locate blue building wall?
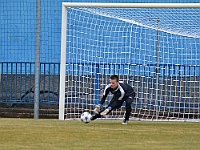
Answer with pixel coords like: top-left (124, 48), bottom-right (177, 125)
top-left (0, 0), bottom-right (36, 62)
top-left (0, 0), bottom-right (200, 72)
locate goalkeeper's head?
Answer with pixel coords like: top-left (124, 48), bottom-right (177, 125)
top-left (110, 75), bottom-right (119, 89)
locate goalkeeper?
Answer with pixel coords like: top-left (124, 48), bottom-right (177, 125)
top-left (91, 75), bottom-right (135, 124)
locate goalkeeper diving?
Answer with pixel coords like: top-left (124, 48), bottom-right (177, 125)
top-left (90, 75), bottom-right (135, 124)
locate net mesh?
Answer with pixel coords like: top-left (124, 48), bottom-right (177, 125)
top-left (63, 7), bottom-right (200, 121)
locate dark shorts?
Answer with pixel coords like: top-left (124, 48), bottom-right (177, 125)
top-left (107, 99), bottom-right (124, 110)
top-left (107, 94), bottom-right (134, 110)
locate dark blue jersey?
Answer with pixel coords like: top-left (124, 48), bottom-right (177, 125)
top-left (100, 82), bottom-right (134, 105)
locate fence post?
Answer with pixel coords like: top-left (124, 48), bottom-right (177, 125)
top-left (34, 0), bottom-right (41, 119)
top-left (0, 62), bottom-right (1, 101)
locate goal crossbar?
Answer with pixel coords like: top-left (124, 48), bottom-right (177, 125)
top-left (62, 2), bottom-right (200, 8)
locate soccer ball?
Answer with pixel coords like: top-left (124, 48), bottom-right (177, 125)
top-left (80, 112), bottom-right (92, 123)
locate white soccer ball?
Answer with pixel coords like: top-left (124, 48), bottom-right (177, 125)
top-left (80, 112), bottom-right (92, 123)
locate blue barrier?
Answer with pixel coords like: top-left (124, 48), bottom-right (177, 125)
top-left (0, 62), bottom-right (60, 104)
top-left (0, 62), bottom-right (199, 107)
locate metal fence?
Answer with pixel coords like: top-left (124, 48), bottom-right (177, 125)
top-left (1, 62), bottom-right (199, 108)
top-left (0, 62), bottom-right (60, 104)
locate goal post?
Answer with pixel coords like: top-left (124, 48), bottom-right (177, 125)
top-left (59, 3), bottom-right (200, 121)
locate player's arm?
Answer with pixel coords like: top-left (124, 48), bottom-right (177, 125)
top-left (100, 84), bottom-right (110, 105)
top-left (94, 84), bottom-right (110, 114)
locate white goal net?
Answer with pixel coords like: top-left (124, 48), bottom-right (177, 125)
top-left (59, 3), bottom-right (200, 122)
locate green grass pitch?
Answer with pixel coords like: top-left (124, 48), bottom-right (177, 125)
top-left (0, 118), bottom-right (199, 150)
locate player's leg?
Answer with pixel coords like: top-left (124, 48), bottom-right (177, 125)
top-left (122, 94), bottom-right (134, 124)
top-left (100, 99), bottom-right (124, 117)
top-left (90, 113), bottom-right (101, 121)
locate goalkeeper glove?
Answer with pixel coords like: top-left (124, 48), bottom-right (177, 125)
top-left (100, 107), bottom-right (111, 117)
top-left (93, 104), bottom-right (101, 114)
